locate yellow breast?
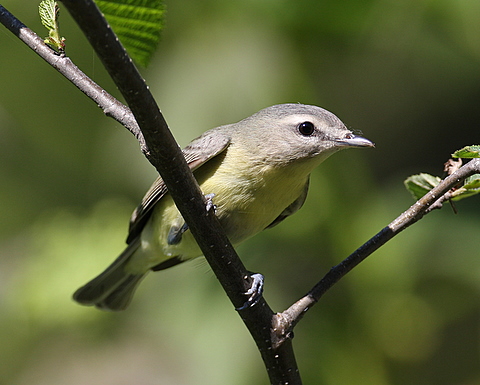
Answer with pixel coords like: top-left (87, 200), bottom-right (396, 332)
top-left (195, 147), bottom-right (311, 244)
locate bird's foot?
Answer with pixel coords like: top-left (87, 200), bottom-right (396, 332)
top-left (204, 193), bottom-right (217, 213)
top-left (236, 272), bottom-right (264, 310)
top-left (167, 194), bottom-right (217, 245)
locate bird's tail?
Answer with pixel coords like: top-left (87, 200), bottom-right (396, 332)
top-left (73, 238), bottom-right (146, 311)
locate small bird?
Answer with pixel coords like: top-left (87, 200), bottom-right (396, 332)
top-left (73, 103), bottom-right (374, 311)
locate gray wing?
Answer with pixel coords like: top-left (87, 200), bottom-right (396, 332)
top-left (126, 129), bottom-right (231, 243)
top-left (264, 178), bottom-right (310, 229)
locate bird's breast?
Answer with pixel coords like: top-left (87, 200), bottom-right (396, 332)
top-left (197, 154), bottom-right (310, 244)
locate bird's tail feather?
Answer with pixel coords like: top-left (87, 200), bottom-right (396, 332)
top-left (73, 238), bottom-right (146, 311)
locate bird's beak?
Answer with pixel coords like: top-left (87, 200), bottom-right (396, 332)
top-left (336, 135), bottom-right (375, 148)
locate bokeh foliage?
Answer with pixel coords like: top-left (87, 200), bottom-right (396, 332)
top-left (1, 0), bottom-right (479, 384)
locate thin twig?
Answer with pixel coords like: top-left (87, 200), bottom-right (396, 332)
top-left (273, 158), bottom-right (480, 343)
top-left (0, 5), bottom-right (143, 145)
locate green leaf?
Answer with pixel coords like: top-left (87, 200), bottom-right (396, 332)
top-left (452, 145), bottom-right (480, 159)
top-left (404, 173), bottom-right (441, 200)
top-left (451, 174), bottom-right (480, 201)
top-left (96, 0), bottom-right (165, 67)
top-left (39, 0), bottom-right (65, 53)
top-left (464, 174), bottom-right (480, 189)
top-left (39, 0), bottom-right (56, 31)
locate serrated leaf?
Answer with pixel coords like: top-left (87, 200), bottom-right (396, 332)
top-left (404, 173), bottom-right (441, 200)
top-left (39, 0), bottom-right (57, 31)
top-left (96, 0), bottom-right (165, 67)
top-left (39, 0), bottom-right (65, 52)
top-left (452, 145), bottom-right (480, 159)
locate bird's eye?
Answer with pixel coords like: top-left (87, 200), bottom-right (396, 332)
top-left (298, 121), bottom-right (315, 136)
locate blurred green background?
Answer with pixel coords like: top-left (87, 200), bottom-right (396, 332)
top-left (1, 0), bottom-right (480, 384)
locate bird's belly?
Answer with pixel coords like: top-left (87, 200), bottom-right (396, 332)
top-left (214, 194), bottom-right (281, 244)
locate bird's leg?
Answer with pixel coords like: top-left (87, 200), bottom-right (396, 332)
top-left (236, 272), bottom-right (265, 310)
top-left (167, 222), bottom-right (189, 245)
top-left (167, 193), bottom-right (217, 245)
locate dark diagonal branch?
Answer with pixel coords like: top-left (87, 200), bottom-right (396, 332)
top-left (1, 3), bottom-right (301, 383)
top-left (52, 1), bottom-right (301, 384)
top-left (56, 0), bottom-right (250, 312)
top-left (273, 158), bottom-right (480, 344)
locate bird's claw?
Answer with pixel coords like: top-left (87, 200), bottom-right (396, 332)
top-left (204, 193), bottom-right (217, 214)
top-left (236, 273), bottom-right (264, 311)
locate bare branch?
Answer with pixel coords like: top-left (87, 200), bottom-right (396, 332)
top-left (274, 158), bottom-right (480, 342)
